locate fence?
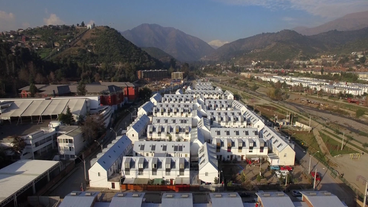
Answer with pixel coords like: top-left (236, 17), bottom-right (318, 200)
top-left (120, 184), bottom-right (198, 192)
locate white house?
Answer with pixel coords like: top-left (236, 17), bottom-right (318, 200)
top-left (18, 127), bottom-right (57, 159)
top-left (207, 110), bottom-right (247, 128)
top-left (57, 127), bottom-right (84, 160)
top-left (88, 135), bottom-right (132, 190)
top-left (243, 110), bottom-right (265, 130)
top-left (223, 90), bottom-right (234, 100)
top-left (261, 126), bottom-right (295, 166)
top-left (150, 93), bottom-right (162, 106)
top-left (133, 141), bottom-right (190, 158)
top-left (147, 124), bottom-right (192, 142)
top-left (198, 143), bottom-right (218, 183)
top-left (137, 101), bottom-right (154, 117)
top-left (122, 156), bottom-right (190, 184)
top-left (126, 114), bottom-right (150, 143)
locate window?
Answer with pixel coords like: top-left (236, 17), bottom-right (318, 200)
top-left (166, 170), bottom-right (171, 176)
top-left (111, 183), bottom-right (115, 189)
top-left (68, 139), bottom-right (73, 143)
top-left (138, 169), bottom-right (143, 175)
top-left (284, 153), bottom-right (287, 157)
top-left (98, 172), bottom-right (100, 177)
top-left (125, 170), bottom-right (130, 175)
top-left (180, 170), bottom-right (184, 176)
top-left (205, 172), bottom-right (208, 176)
top-left (152, 170), bottom-right (157, 175)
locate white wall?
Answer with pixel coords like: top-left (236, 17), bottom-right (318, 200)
top-left (199, 164), bottom-right (218, 183)
top-left (89, 163), bottom-right (109, 188)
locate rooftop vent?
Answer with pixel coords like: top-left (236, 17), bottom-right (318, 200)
top-left (117, 193), bottom-right (125, 197)
top-left (132, 193), bottom-right (140, 197)
top-left (229, 194), bottom-right (237, 197)
top-left (181, 194), bottom-right (189, 198)
top-left (309, 192), bottom-right (317, 196)
top-left (70, 192), bottom-right (79, 196)
top-left (323, 192), bottom-right (331, 196)
top-left (214, 194), bottom-right (222, 198)
top-left (85, 192), bottom-right (92, 196)
top-left (276, 192), bottom-right (284, 196)
top-left (263, 193), bottom-right (271, 197)
top-left (166, 194), bottom-right (174, 198)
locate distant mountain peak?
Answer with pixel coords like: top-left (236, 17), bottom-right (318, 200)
top-left (294, 10), bottom-right (368, 35)
top-left (208, 40), bottom-right (229, 49)
top-left (122, 23), bottom-right (215, 62)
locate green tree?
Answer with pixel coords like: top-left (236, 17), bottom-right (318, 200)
top-left (10, 135), bottom-right (26, 155)
top-left (81, 114), bottom-right (105, 143)
top-left (77, 81), bottom-right (87, 96)
top-left (58, 106), bottom-right (74, 125)
top-left (214, 177), bottom-right (219, 184)
top-left (139, 87), bottom-right (152, 102)
top-left (356, 109), bottom-right (365, 118)
top-left (29, 83), bottom-right (37, 97)
top-left (81, 21), bottom-right (85, 27)
top-left (359, 56), bottom-right (366, 64)
top-left (321, 67), bottom-right (324, 75)
top-left (362, 143), bottom-right (368, 149)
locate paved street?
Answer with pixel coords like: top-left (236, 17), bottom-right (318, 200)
top-left (294, 144), bottom-right (355, 206)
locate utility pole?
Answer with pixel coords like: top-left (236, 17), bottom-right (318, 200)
top-left (313, 168), bottom-right (317, 190)
top-left (364, 181), bottom-right (367, 207)
top-left (285, 173), bottom-right (288, 186)
top-left (341, 132), bottom-right (345, 151)
top-left (309, 116), bottom-right (311, 127)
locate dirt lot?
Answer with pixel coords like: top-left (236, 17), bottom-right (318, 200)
top-left (333, 154), bottom-right (368, 194)
top-left (220, 161), bottom-right (310, 190)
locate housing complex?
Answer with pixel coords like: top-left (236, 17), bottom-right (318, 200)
top-left (256, 75), bottom-right (368, 96)
top-left (87, 81), bottom-right (296, 189)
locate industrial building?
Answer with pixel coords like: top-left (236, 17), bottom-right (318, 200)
top-left (0, 160), bottom-right (61, 207)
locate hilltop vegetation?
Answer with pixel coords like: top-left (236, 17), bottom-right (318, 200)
top-left (52, 26), bottom-right (162, 81)
top-left (0, 25), bottom-right (164, 97)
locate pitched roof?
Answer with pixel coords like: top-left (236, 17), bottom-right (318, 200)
top-left (95, 135), bottom-right (132, 170)
top-left (198, 143), bottom-right (218, 171)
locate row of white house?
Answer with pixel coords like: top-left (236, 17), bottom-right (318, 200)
top-left (257, 75), bottom-right (368, 96)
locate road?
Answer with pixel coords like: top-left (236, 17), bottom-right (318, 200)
top-left (294, 143), bottom-right (355, 206)
top-left (48, 108), bottom-right (134, 197)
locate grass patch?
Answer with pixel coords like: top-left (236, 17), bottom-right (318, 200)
top-left (320, 132), bottom-right (357, 156)
top-left (283, 130), bottom-right (321, 154)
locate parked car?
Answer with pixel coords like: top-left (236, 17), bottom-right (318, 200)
top-left (310, 172), bottom-right (321, 181)
top-left (280, 166), bottom-right (293, 171)
top-left (270, 165), bottom-right (280, 170)
top-left (291, 190), bottom-right (302, 197)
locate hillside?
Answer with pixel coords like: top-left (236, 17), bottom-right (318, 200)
top-left (309, 27), bottom-right (368, 48)
top-left (204, 30), bottom-right (326, 62)
top-left (52, 26), bottom-right (162, 81)
top-left (294, 10), bottom-right (368, 36)
top-left (141, 47), bottom-right (175, 65)
top-left (122, 24), bottom-right (215, 62)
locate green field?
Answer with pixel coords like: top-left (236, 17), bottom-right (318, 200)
top-left (319, 132), bottom-right (357, 156)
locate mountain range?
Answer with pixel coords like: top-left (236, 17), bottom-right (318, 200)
top-left (121, 24), bottom-right (215, 62)
top-left (294, 10), bottom-right (368, 36)
top-left (203, 27), bottom-right (368, 63)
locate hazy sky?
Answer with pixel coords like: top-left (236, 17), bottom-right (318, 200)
top-left (1, 0), bottom-right (368, 42)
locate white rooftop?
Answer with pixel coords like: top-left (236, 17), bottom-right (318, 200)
top-left (0, 160), bottom-right (59, 205)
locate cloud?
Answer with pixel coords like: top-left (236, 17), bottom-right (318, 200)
top-left (0, 11), bottom-right (16, 31)
top-left (215, 0), bottom-right (368, 19)
top-left (43, 13), bottom-right (65, 25)
top-left (0, 11), bottom-right (15, 21)
top-left (282, 17), bottom-right (295, 22)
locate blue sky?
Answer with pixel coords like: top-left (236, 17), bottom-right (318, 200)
top-left (1, 0), bottom-right (368, 43)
